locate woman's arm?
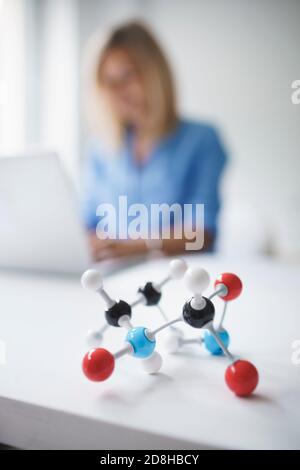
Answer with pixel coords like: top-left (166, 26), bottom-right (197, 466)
top-left (88, 229), bottom-right (214, 261)
top-left (182, 125), bottom-right (228, 248)
top-left (161, 229), bottom-right (214, 255)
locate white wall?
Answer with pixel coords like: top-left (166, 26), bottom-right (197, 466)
top-left (0, 0), bottom-right (27, 152)
top-left (78, 0), bottom-right (300, 258)
top-left (40, 0), bottom-right (80, 182)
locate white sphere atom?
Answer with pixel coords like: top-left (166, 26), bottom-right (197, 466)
top-left (169, 259), bottom-right (188, 279)
top-left (81, 269), bottom-right (103, 291)
top-left (86, 329), bottom-right (103, 348)
top-left (184, 267), bottom-right (210, 294)
top-left (164, 331), bottom-right (183, 353)
top-left (141, 351), bottom-right (163, 374)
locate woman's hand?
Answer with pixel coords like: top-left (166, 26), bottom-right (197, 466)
top-left (88, 232), bottom-right (148, 261)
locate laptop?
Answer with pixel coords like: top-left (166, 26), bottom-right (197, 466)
top-left (0, 153), bottom-right (141, 276)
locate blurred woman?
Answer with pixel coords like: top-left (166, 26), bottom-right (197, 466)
top-left (82, 21), bottom-right (227, 261)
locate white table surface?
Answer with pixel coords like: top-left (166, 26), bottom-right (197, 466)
top-left (0, 254), bottom-right (300, 450)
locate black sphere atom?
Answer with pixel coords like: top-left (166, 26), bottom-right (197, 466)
top-left (138, 282), bottom-right (162, 306)
top-left (182, 296), bottom-right (215, 329)
top-left (105, 300), bottom-right (132, 327)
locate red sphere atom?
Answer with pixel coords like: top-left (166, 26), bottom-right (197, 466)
top-left (225, 360), bottom-right (259, 396)
top-left (82, 348), bottom-right (115, 382)
top-left (215, 272), bottom-right (243, 301)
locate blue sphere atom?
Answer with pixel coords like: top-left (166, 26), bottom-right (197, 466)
top-left (126, 327), bottom-right (156, 359)
top-left (204, 328), bottom-right (230, 355)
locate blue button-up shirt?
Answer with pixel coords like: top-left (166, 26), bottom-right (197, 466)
top-left (81, 119), bottom-right (227, 240)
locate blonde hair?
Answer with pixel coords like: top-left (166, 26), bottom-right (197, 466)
top-left (84, 20), bottom-right (177, 151)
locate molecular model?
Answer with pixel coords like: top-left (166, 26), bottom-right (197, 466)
top-left (81, 262), bottom-right (259, 397)
top-left (81, 259), bottom-right (188, 347)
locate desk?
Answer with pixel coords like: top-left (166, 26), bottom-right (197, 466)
top-left (0, 254), bottom-right (300, 449)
